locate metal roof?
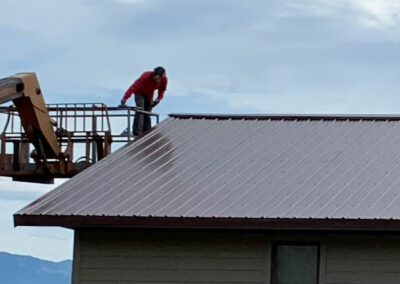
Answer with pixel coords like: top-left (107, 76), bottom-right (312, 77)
top-left (14, 114), bottom-right (400, 230)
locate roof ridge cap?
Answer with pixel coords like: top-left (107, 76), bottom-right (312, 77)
top-left (169, 113), bottom-right (400, 121)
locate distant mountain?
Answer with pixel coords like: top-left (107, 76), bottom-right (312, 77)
top-left (0, 252), bottom-right (71, 284)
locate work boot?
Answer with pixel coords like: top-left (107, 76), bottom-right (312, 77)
top-left (132, 131), bottom-right (141, 139)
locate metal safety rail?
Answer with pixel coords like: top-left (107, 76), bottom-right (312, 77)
top-left (0, 103), bottom-right (159, 183)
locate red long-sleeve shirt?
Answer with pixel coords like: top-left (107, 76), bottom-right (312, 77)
top-left (123, 71), bottom-right (168, 101)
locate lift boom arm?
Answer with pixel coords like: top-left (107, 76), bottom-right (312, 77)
top-left (0, 73), bottom-right (59, 159)
top-left (0, 72), bottom-right (160, 183)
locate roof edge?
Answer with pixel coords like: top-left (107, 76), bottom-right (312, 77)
top-left (169, 113), bottom-right (400, 121)
top-left (14, 214), bottom-right (400, 231)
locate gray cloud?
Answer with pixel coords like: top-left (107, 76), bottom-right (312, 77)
top-left (0, 190), bottom-right (44, 202)
top-left (1, 0), bottom-right (400, 115)
top-left (0, 178), bottom-right (65, 201)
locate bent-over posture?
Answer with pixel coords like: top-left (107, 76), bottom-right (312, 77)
top-left (121, 66), bottom-right (167, 136)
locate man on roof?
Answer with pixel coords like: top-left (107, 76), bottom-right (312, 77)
top-left (121, 66), bottom-right (168, 136)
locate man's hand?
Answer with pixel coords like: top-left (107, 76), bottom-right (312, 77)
top-left (120, 99), bottom-right (126, 107)
top-left (151, 99), bottom-right (160, 107)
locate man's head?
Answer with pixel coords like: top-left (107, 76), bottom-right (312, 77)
top-left (153, 66), bottom-right (166, 82)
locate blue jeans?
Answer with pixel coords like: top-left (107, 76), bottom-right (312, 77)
top-left (133, 95), bottom-right (152, 136)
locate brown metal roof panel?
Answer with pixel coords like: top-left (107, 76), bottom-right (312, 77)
top-left (21, 117), bottom-right (238, 215)
top-left (16, 117), bottom-right (178, 214)
top-left (15, 115), bottom-right (400, 227)
top-left (362, 176), bottom-right (400, 219)
top-left (80, 118), bottom-right (252, 216)
top-left (177, 120), bottom-right (362, 218)
top-left (128, 119), bottom-right (322, 217)
top-left (192, 120), bottom-right (352, 218)
top-left (125, 119), bottom-right (288, 217)
top-left (59, 118), bottom-right (203, 215)
top-left (284, 134), bottom-right (399, 218)
top-left (102, 118), bottom-right (260, 216)
top-left (297, 123), bottom-right (399, 218)
top-left (265, 120), bottom-right (399, 218)
top-left (140, 120), bottom-right (284, 217)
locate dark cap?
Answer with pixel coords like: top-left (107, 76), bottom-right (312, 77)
top-left (154, 66), bottom-right (166, 76)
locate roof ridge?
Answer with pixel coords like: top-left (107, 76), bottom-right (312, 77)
top-left (169, 113), bottom-right (400, 121)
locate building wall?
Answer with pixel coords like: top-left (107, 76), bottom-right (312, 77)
top-left (323, 234), bottom-right (400, 284)
top-left (72, 229), bottom-right (400, 284)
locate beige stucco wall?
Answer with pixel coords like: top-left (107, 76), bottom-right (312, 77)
top-left (72, 229), bottom-right (400, 284)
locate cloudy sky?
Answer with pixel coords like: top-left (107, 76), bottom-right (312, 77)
top-left (1, 0), bottom-right (400, 261)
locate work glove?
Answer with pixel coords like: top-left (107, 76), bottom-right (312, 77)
top-left (151, 99), bottom-right (160, 107)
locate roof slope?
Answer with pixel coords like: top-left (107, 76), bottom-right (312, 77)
top-left (14, 114), bottom-right (400, 230)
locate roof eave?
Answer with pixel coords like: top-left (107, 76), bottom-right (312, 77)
top-left (13, 214), bottom-right (400, 231)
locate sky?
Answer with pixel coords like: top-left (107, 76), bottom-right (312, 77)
top-left (1, 0), bottom-right (400, 261)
